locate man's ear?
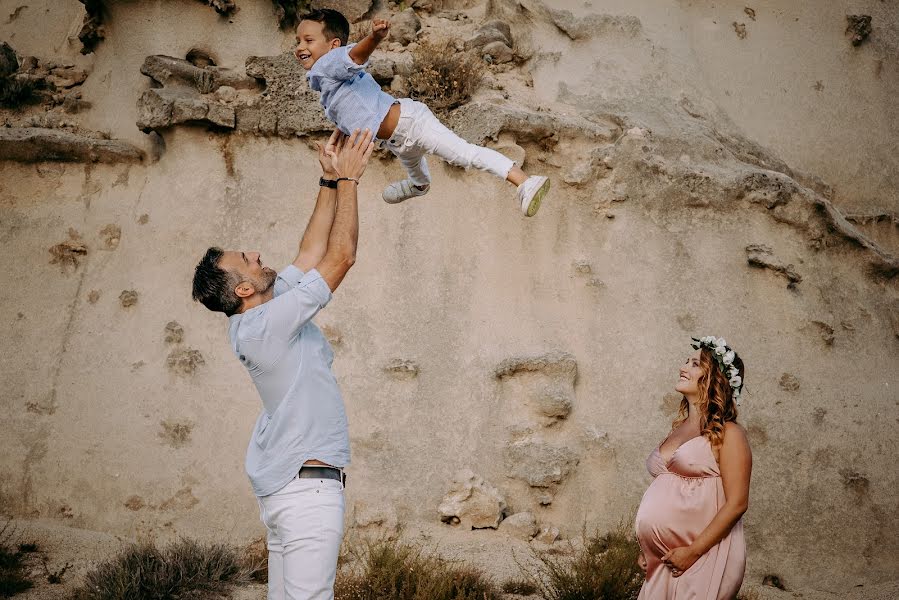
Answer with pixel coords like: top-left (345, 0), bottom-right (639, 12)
top-left (234, 281), bottom-right (254, 299)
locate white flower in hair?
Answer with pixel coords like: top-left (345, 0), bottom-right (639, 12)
top-left (715, 337), bottom-right (727, 348)
top-left (729, 375), bottom-right (742, 388)
top-left (723, 350), bottom-right (735, 365)
top-left (701, 336), bottom-right (714, 344)
top-left (728, 367), bottom-right (738, 379)
top-left (715, 345), bottom-right (726, 356)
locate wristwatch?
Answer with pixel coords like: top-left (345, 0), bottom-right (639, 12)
top-left (319, 177), bottom-right (338, 189)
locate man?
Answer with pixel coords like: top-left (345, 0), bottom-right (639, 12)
top-left (191, 129), bottom-right (374, 600)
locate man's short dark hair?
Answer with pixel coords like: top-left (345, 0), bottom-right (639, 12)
top-left (192, 247), bottom-right (242, 316)
top-left (300, 8), bottom-right (350, 46)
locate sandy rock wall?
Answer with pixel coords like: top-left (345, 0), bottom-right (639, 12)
top-left (0, 0), bottom-right (897, 594)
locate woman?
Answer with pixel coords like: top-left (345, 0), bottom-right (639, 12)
top-left (635, 337), bottom-right (752, 599)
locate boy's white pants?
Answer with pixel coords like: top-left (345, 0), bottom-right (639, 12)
top-left (257, 476), bottom-right (345, 600)
top-left (382, 98), bottom-right (515, 187)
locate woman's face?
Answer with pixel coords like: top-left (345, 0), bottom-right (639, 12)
top-left (675, 349), bottom-right (703, 396)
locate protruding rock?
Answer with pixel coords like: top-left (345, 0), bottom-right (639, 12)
top-left (779, 373), bottom-right (800, 392)
top-left (167, 348), bottom-right (205, 375)
top-left (391, 9), bottom-right (422, 46)
top-left (164, 321), bottom-right (184, 344)
top-left (0, 43), bottom-right (19, 78)
top-left (534, 526), bottom-right (560, 544)
top-left (505, 437), bottom-right (579, 487)
top-left (846, 15), bottom-right (872, 46)
top-left (496, 352), bottom-right (578, 422)
top-left (99, 224), bottom-right (121, 249)
top-left (384, 359), bottom-right (420, 378)
top-left (499, 511), bottom-right (538, 540)
top-left (746, 244), bottom-right (802, 287)
top-left (464, 21), bottom-right (513, 51)
top-left (438, 469), bottom-right (506, 529)
top-left (49, 229), bottom-right (88, 270)
top-left (119, 290), bottom-right (138, 308)
top-left (0, 128), bottom-right (144, 163)
top-left (547, 9), bottom-right (642, 40)
top-left (494, 352), bottom-right (577, 379)
top-left (140, 55), bottom-right (257, 90)
top-left (482, 41), bottom-right (513, 64)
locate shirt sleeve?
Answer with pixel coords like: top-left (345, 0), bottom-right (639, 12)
top-left (259, 268), bottom-right (332, 338)
top-left (307, 44), bottom-right (368, 88)
top-left (274, 264), bottom-right (305, 297)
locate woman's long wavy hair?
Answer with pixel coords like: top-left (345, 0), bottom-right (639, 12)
top-left (672, 348), bottom-right (745, 448)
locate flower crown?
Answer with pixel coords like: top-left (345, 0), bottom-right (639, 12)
top-left (690, 336), bottom-right (743, 405)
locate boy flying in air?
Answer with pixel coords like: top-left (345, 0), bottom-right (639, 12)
top-left (295, 9), bottom-right (550, 216)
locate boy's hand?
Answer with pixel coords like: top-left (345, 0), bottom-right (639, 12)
top-left (317, 129), bottom-right (343, 178)
top-left (327, 128), bottom-right (375, 180)
top-left (372, 19), bottom-right (390, 41)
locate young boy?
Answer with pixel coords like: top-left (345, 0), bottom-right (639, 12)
top-left (295, 9), bottom-right (550, 216)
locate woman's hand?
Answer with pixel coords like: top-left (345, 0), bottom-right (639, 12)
top-left (661, 546), bottom-right (700, 578)
top-left (317, 129), bottom-right (343, 178)
top-left (637, 552), bottom-right (647, 573)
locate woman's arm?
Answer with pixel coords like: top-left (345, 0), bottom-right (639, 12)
top-left (662, 422), bottom-right (752, 576)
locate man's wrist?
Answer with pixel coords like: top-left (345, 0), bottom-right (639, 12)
top-left (319, 176), bottom-right (338, 189)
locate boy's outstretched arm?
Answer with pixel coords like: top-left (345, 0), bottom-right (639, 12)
top-left (348, 18), bottom-right (389, 65)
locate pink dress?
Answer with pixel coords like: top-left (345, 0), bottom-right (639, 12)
top-left (635, 436), bottom-right (745, 600)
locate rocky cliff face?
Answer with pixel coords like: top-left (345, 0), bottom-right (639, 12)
top-left (0, 0), bottom-right (896, 594)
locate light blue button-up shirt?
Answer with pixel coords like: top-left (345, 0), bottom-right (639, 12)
top-left (307, 44), bottom-right (396, 138)
top-left (229, 265), bottom-right (350, 497)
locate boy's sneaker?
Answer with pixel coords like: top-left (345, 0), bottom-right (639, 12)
top-left (517, 176), bottom-right (550, 217)
top-left (383, 180), bottom-right (430, 204)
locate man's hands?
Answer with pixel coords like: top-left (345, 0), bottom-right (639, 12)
top-left (372, 19), bottom-right (390, 42)
top-left (326, 128), bottom-right (375, 180)
top-left (317, 129), bottom-right (342, 178)
top-left (637, 552), bottom-right (647, 573)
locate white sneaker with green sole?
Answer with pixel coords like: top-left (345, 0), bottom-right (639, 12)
top-left (517, 176), bottom-right (550, 217)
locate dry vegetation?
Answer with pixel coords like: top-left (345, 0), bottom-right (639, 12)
top-left (0, 521), bottom-right (34, 598)
top-left (71, 539), bottom-right (256, 600)
top-left (335, 537), bottom-right (501, 600)
top-left (522, 520), bottom-right (644, 600)
top-left (407, 40), bottom-right (484, 112)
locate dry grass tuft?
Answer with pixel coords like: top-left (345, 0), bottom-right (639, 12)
top-left (71, 538), bottom-right (252, 600)
top-left (524, 520), bottom-right (644, 600)
top-left (502, 578), bottom-right (539, 595)
top-left (0, 520), bottom-right (34, 597)
top-left (407, 39), bottom-right (484, 112)
top-left (335, 537), bottom-right (501, 600)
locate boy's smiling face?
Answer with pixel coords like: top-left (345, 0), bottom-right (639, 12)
top-left (294, 20), bottom-right (342, 69)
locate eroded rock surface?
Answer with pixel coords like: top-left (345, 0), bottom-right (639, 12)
top-left (438, 469), bottom-right (506, 529)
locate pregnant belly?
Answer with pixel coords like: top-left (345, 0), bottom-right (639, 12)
top-left (635, 475), bottom-right (719, 558)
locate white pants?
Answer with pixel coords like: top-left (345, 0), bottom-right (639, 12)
top-left (257, 476), bottom-right (345, 600)
top-left (382, 98), bottom-right (515, 187)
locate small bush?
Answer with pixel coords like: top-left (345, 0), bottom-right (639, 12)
top-left (502, 578), bottom-right (538, 595)
top-left (0, 520), bottom-right (33, 598)
top-left (72, 538), bottom-right (252, 600)
top-left (335, 537), bottom-right (501, 600)
top-left (407, 39), bottom-right (484, 112)
top-left (0, 76), bottom-right (37, 108)
top-left (525, 520), bottom-right (644, 600)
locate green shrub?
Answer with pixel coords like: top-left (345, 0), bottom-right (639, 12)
top-left (72, 538), bottom-right (252, 600)
top-left (335, 537), bottom-right (501, 600)
top-left (526, 520), bottom-right (644, 600)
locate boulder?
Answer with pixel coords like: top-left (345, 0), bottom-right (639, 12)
top-left (437, 469), bottom-right (506, 529)
top-left (498, 511), bottom-right (538, 540)
top-left (464, 20), bottom-right (513, 51)
top-left (390, 9), bottom-right (422, 46)
top-left (482, 41), bottom-right (513, 64)
top-left (504, 437), bottom-right (579, 487)
top-left (1, 42), bottom-right (19, 78)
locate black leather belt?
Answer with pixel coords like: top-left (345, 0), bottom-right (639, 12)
top-left (298, 466), bottom-right (346, 486)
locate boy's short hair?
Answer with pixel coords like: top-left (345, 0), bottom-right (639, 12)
top-left (300, 9), bottom-right (350, 46)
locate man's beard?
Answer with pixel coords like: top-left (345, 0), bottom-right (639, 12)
top-left (260, 267), bottom-right (277, 291)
